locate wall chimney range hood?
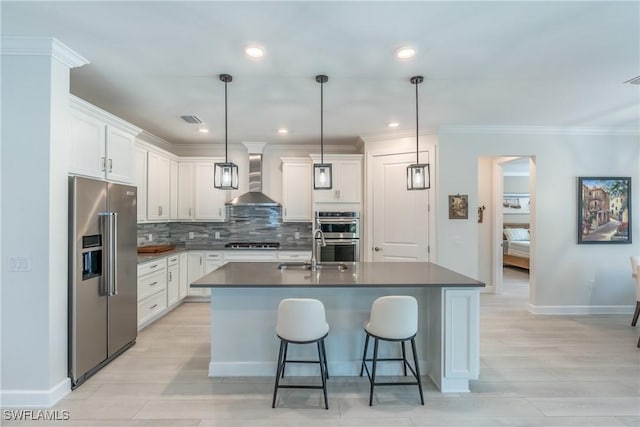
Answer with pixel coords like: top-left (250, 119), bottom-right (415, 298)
top-left (226, 142), bottom-right (280, 207)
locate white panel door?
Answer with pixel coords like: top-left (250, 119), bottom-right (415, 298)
top-left (372, 152), bottom-right (429, 261)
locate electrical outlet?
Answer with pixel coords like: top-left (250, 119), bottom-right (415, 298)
top-left (189, 232), bottom-right (195, 239)
top-left (147, 233), bottom-right (153, 242)
top-left (294, 231), bottom-right (300, 240)
top-left (215, 231), bottom-right (221, 239)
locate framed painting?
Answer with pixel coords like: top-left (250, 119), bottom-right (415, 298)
top-left (578, 177), bottom-right (631, 244)
top-left (449, 194), bottom-right (468, 219)
top-left (503, 193), bottom-right (530, 214)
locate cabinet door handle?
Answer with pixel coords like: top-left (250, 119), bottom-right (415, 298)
top-left (150, 281), bottom-right (158, 286)
top-left (284, 208), bottom-right (287, 216)
top-left (374, 247), bottom-right (382, 252)
top-left (150, 264), bottom-right (158, 269)
top-left (150, 304), bottom-right (158, 309)
top-left (218, 207), bottom-right (222, 216)
top-left (101, 157), bottom-right (106, 171)
top-left (200, 256), bottom-right (202, 265)
top-left (188, 208), bottom-right (192, 217)
top-left (108, 158), bottom-right (113, 172)
top-left (168, 271), bottom-right (172, 281)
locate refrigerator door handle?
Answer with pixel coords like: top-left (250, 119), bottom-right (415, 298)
top-left (100, 212), bottom-right (118, 296)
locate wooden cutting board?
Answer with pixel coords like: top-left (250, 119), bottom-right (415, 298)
top-left (137, 244), bottom-right (175, 254)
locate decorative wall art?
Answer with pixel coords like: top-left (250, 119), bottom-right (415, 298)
top-left (449, 194), bottom-right (468, 219)
top-left (503, 193), bottom-right (530, 214)
top-left (578, 177), bottom-right (631, 244)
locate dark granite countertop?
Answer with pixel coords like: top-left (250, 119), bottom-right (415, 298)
top-left (137, 244), bottom-right (311, 264)
top-left (192, 262), bottom-right (486, 288)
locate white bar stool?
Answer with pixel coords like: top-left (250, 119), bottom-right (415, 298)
top-left (272, 298), bottom-right (330, 409)
top-left (359, 295), bottom-right (424, 406)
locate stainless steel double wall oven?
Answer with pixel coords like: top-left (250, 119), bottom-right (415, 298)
top-left (315, 211), bottom-right (360, 262)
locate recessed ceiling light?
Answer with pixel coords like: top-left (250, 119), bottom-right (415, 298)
top-left (198, 128), bottom-right (209, 133)
top-left (245, 45), bottom-right (265, 59)
top-left (277, 128), bottom-right (289, 135)
top-left (395, 46), bottom-right (416, 60)
top-left (387, 122), bottom-right (400, 128)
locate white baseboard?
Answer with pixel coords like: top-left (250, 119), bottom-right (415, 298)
top-left (0, 377), bottom-right (70, 408)
top-left (529, 304), bottom-right (635, 315)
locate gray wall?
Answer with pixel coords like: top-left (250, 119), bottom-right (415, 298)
top-left (438, 130), bottom-right (639, 311)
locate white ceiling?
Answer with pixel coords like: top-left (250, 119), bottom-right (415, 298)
top-left (3, 1), bottom-right (639, 147)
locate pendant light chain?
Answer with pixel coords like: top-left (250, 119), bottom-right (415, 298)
top-left (415, 78), bottom-right (419, 164)
top-left (320, 79), bottom-right (324, 164)
top-left (224, 76), bottom-right (228, 163)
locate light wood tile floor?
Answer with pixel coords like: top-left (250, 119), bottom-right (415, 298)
top-left (4, 268), bottom-right (639, 426)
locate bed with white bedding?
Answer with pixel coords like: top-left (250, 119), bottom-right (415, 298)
top-left (503, 224), bottom-right (530, 270)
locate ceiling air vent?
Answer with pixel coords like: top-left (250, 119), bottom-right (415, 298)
top-left (180, 115), bottom-right (203, 124)
top-left (624, 76), bottom-right (640, 85)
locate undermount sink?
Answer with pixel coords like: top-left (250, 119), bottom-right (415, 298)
top-left (277, 262), bottom-right (348, 271)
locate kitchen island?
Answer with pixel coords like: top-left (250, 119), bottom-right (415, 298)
top-left (192, 261), bottom-right (485, 393)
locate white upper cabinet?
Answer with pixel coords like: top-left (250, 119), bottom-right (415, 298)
top-left (146, 151), bottom-right (171, 221)
top-left (170, 160), bottom-right (179, 220)
top-left (310, 154), bottom-right (363, 204)
top-left (194, 162), bottom-right (227, 221)
top-left (281, 157), bottom-right (312, 222)
top-left (69, 95), bottom-right (140, 184)
top-left (177, 162), bottom-right (195, 220)
top-left (134, 146), bottom-right (147, 222)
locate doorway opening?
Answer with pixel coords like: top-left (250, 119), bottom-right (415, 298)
top-left (481, 156), bottom-right (535, 308)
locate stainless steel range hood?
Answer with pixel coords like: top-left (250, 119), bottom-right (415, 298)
top-left (226, 147), bottom-right (280, 206)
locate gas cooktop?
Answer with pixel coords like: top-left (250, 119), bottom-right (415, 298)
top-left (224, 242), bottom-right (280, 250)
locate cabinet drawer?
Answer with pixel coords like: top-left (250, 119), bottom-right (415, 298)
top-left (138, 290), bottom-right (167, 326)
top-left (138, 258), bottom-right (167, 276)
top-left (138, 269), bottom-right (167, 301)
top-left (167, 255), bottom-right (179, 266)
top-left (278, 251), bottom-right (311, 261)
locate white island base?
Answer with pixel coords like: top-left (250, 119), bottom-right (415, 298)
top-left (207, 285), bottom-right (479, 393)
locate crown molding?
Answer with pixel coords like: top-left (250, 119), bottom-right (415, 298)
top-left (360, 128), bottom-right (437, 143)
top-left (137, 130), bottom-right (174, 152)
top-left (1, 37), bottom-right (89, 69)
top-left (439, 125), bottom-right (640, 136)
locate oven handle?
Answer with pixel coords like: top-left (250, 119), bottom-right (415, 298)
top-left (317, 239), bottom-right (359, 245)
top-left (317, 218), bottom-right (359, 224)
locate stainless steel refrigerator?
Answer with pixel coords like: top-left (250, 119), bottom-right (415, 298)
top-left (68, 176), bottom-right (137, 389)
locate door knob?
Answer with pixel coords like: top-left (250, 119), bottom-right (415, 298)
top-left (374, 247), bottom-right (382, 252)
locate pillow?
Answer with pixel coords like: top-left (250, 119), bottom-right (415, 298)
top-left (504, 228), bottom-right (529, 241)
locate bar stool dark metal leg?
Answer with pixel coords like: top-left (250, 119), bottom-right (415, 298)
top-left (410, 337), bottom-right (424, 405)
top-left (369, 337), bottom-right (379, 406)
top-left (317, 341), bottom-right (329, 409)
top-left (401, 341), bottom-right (407, 376)
top-left (272, 340), bottom-right (286, 408)
top-left (360, 334), bottom-right (370, 376)
top-left (321, 339), bottom-right (329, 379)
top-left (281, 343), bottom-right (288, 378)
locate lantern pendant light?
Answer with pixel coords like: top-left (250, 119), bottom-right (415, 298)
top-left (313, 74), bottom-right (332, 190)
top-left (214, 73), bottom-right (239, 190)
top-left (407, 75), bottom-right (430, 190)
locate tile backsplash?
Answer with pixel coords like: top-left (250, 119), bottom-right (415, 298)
top-left (137, 206), bottom-right (312, 247)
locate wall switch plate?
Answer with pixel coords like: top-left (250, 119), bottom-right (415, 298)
top-left (189, 232), bottom-right (195, 239)
top-left (294, 232), bottom-right (300, 240)
top-left (215, 231), bottom-right (221, 239)
top-left (8, 256), bottom-right (31, 272)
top-left (148, 233), bottom-right (153, 242)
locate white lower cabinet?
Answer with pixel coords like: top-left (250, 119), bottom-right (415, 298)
top-left (187, 251), bottom-right (224, 297)
top-left (167, 255), bottom-right (180, 307)
top-left (277, 251), bottom-right (311, 262)
top-left (178, 252), bottom-right (188, 300)
top-left (137, 258), bottom-right (168, 329)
